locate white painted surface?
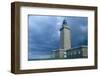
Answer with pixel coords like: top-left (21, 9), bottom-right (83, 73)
top-left (60, 25), bottom-right (71, 50)
top-left (0, 0), bottom-right (100, 76)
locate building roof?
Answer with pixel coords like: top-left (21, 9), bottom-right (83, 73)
top-left (67, 45), bottom-right (87, 51)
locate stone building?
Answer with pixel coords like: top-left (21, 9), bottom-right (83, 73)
top-left (52, 19), bottom-right (88, 59)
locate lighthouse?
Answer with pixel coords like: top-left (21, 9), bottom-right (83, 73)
top-left (58, 19), bottom-right (71, 58)
top-left (60, 19), bottom-right (71, 50)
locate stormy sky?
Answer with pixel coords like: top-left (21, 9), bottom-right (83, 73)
top-left (28, 15), bottom-right (88, 60)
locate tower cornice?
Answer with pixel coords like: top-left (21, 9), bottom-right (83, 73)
top-left (60, 25), bottom-right (70, 31)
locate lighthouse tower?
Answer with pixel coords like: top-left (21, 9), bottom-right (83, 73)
top-left (60, 19), bottom-right (71, 50)
top-left (59, 19), bottom-right (71, 58)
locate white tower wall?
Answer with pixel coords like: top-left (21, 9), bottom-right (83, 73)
top-left (60, 25), bottom-right (71, 50)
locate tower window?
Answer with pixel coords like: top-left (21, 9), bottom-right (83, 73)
top-left (64, 52), bottom-right (66, 54)
top-left (64, 55), bottom-right (67, 58)
top-left (78, 51), bottom-right (81, 54)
